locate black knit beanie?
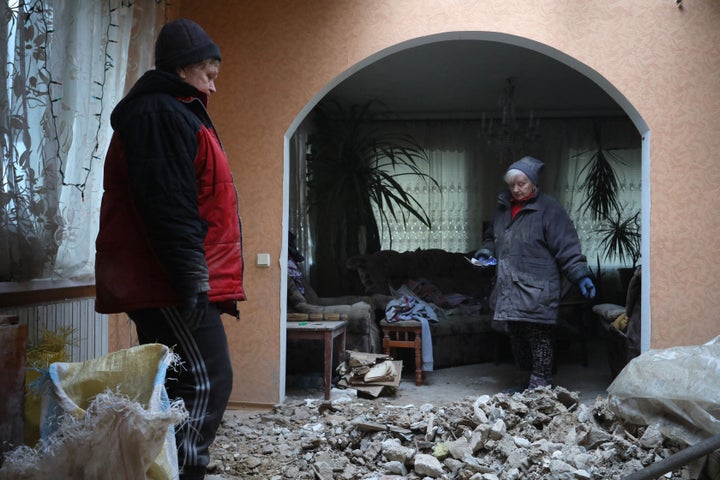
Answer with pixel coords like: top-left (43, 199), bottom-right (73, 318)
top-left (154, 19), bottom-right (221, 72)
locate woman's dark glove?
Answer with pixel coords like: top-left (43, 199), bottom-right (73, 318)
top-left (578, 277), bottom-right (596, 299)
top-left (182, 292), bottom-right (209, 330)
top-left (473, 250), bottom-right (488, 260)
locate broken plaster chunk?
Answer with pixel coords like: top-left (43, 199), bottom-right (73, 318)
top-left (444, 457), bottom-right (466, 474)
top-left (513, 436), bottom-right (531, 448)
top-left (473, 396), bottom-right (491, 423)
top-left (504, 467), bottom-right (521, 479)
top-left (382, 438), bottom-right (415, 464)
top-left (312, 464), bottom-right (332, 479)
top-left (414, 453), bottom-right (445, 478)
top-left (383, 460), bottom-right (407, 476)
top-left (300, 436), bottom-right (321, 450)
top-left (425, 412), bottom-right (437, 441)
top-left (575, 469), bottom-right (592, 479)
top-left (577, 424), bottom-right (614, 449)
top-left (469, 428), bottom-right (489, 453)
top-left (505, 449), bottom-right (528, 470)
top-left (479, 474), bottom-right (499, 480)
top-left (489, 419), bottom-right (507, 439)
top-left (445, 437), bottom-right (471, 460)
top-left (639, 425), bottom-right (664, 449)
top-left (546, 458), bottom-right (577, 479)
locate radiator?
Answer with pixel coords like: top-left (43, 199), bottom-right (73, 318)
top-left (0, 297), bottom-right (107, 363)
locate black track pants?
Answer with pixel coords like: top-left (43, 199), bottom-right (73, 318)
top-left (129, 303), bottom-right (233, 476)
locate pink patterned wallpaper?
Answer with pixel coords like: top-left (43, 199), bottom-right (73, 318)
top-left (173, 0), bottom-right (720, 405)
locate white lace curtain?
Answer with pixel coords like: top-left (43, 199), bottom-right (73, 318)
top-left (1, 0), bottom-right (165, 282)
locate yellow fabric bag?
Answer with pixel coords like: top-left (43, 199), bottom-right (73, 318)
top-left (1, 344), bottom-right (187, 480)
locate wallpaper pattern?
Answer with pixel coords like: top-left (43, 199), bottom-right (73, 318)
top-left (174, 0), bottom-right (720, 405)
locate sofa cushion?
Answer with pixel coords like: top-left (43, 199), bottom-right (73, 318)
top-left (431, 311), bottom-right (492, 337)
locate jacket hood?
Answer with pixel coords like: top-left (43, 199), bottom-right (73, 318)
top-left (110, 70), bottom-right (207, 129)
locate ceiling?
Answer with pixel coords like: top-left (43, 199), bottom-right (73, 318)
top-left (322, 40), bottom-right (626, 120)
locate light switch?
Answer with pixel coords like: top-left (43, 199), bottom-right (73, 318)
top-left (256, 253), bottom-right (270, 267)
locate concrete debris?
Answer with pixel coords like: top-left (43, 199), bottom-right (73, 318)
top-left (208, 387), bottom-right (693, 479)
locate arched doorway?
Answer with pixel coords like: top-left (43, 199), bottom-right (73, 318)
top-left (281, 31), bottom-right (650, 401)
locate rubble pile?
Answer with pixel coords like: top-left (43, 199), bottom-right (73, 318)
top-left (209, 387), bottom-right (690, 479)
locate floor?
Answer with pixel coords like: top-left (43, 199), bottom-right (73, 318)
top-left (282, 331), bottom-right (615, 407)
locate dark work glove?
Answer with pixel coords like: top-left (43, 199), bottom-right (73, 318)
top-left (578, 277), bottom-right (596, 299)
top-left (181, 292), bottom-right (209, 331)
top-left (471, 250), bottom-right (497, 268)
top-left (473, 250), bottom-right (488, 260)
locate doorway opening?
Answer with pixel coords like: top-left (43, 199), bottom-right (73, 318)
top-left (281, 31), bottom-right (650, 401)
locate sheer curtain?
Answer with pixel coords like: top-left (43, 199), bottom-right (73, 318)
top-left (288, 115), bottom-right (313, 279)
top-left (374, 117), bottom-right (642, 266)
top-left (1, 0), bottom-right (165, 282)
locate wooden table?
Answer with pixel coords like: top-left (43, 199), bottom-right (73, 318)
top-left (286, 320), bottom-right (347, 400)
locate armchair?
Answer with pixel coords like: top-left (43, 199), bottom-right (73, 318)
top-left (592, 266), bottom-right (642, 378)
top-left (287, 271), bottom-right (388, 353)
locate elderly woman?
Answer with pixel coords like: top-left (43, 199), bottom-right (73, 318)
top-left (475, 156), bottom-right (596, 390)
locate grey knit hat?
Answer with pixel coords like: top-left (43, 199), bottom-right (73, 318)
top-left (507, 156), bottom-right (544, 185)
top-left (154, 19), bottom-right (221, 72)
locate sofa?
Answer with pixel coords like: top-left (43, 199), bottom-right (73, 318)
top-left (345, 248), bottom-right (499, 369)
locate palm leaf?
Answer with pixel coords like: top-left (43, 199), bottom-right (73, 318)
top-left (574, 121), bottom-right (627, 222)
top-left (596, 210), bottom-right (640, 267)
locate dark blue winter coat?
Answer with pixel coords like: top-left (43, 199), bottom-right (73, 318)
top-left (478, 189), bottom-right (590, 325)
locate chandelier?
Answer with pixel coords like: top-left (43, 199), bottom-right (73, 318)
top-left (480, 78), bottom-right (541, 165)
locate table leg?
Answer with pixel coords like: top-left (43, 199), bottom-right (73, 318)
top-left (323, 330), bottom-right (332, 400)
top-left (338, 327), bottom-right (346, 358)
top-left (414, 332), bottom-right (423, 386)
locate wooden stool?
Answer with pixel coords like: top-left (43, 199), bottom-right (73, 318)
top-left (379, 319), bottom-right (423, 386)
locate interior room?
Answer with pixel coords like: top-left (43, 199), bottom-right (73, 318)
top-left (284, 37), bottom-right (641, 390)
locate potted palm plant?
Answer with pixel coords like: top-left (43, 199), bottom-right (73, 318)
top-left (596, 209), bottom-right (640, 294)
top-left (574, 121), bottom-right (627, 222)
top-left (306, 99), bottom-right (438, 295)
top-left (573, 120), bottom-right (641, 297)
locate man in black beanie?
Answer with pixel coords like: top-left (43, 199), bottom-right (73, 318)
top-left (95, 18), bottom-right (245, 480)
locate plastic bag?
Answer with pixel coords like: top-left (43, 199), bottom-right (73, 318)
top-left (0, 344), bottom-right (187, 480)
top-left (607, 336), bottom-right (720, 445)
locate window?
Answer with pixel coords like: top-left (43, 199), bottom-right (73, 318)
top-left (1, 1), bottom-right (164, 283)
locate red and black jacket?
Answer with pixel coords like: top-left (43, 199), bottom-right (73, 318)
top-left (95, 70), bottom-right (245, 314)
